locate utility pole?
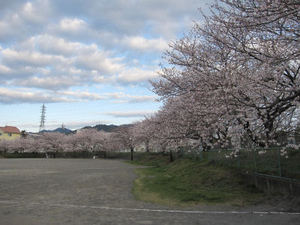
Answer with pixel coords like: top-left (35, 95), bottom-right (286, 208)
top-left (39, 104), bottom-right (46, 132)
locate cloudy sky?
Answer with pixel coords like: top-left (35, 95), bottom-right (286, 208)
top-left (0, 0), bottom-right (211, 132)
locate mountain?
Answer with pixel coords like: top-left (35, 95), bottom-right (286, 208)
top-left (39, 124), bottom-right (131, 134)
top-left (53, 127), bottom-right (74, 134)
top-left (82, 124), bottom-right (119, 132)
top-left (39, 127), bottom-right (74, 135)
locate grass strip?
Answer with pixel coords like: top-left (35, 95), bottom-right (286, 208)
top-left (131, 154), bottom-right (264, 206)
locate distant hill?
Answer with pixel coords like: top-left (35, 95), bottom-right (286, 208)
top-left (40, 127), bottom-right (74, 135)
top-left (82, 124), bottom-right (119, 132)
top-left (38, 124), bottom-right (132, 134)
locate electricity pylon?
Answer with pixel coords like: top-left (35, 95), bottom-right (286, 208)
top-left (39, 104), bottom-right (46, 132)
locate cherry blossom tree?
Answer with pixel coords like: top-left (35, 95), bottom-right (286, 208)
top-left (113, 125), bottom-right (136, 160)
top-left (0, 129), bottom-right (123, 156)
top-left (39, 133), bottom-right (67, 157)
top-left (67, 129), bottom-right (105, 153)
top-left (11, 137), bottom-right (36, 153)
top-left (131, 120), bottom-right (157, 152)
top-left (151, 0), bottom-right (300, 148)
top-left (0, 139), bottom-right (12, 153)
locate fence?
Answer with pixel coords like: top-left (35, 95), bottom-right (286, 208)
top-left (173, 147), bottom-right (300, 181)
top-left (170, 147), bottom-right (300, 195)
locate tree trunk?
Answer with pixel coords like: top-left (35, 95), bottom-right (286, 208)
top-left (130, 147), bottom-right (134, 161)
top-left (169, 150), bottom-right (174, 162)
top-left (145, 140), bottom-right (150, 152)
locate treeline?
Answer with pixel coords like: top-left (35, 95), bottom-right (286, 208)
top-left (0, 129), bottom-right (124, 154)
top-left (142, 0), bottom-right (300, 150)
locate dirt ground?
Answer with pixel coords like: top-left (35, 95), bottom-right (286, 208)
top-left (0, 158), bottom-right (299, 225)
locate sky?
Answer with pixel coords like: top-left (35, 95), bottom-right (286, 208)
top-left (0, 0), bottom-right (211, 132)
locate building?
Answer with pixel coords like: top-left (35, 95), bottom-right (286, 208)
top-left (0, 126), bottom-right (21, 140)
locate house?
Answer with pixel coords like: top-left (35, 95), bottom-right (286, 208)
top-left (0, 126), bottom-right (21, 140)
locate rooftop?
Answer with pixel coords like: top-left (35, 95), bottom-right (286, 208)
top-left (0, 126), bottom-right (21, 134)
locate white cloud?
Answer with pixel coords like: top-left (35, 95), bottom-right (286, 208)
top-left (0, 0), bottom-right (210, 105)
top-left (104, 92), bottom-right (156, 103)
top-left (0, 64), bottom-right (51, 81)
top-left (58, 91), bottom-right (106, 101)
top-left (28, 35), bottom-right (85, 56)
top-left (122, 36), bottom-right (169, 52)
top-left (106, 110), bottom-right (155, 118)
top-left (21, 1), bottom-right (49, 24)
top-left (0, 64), bottom-right (12, 74)
top-left (59, 18), bottom-right (88, 33)
top-left (127, 95), bottom-right (157, 103)
top-left (117, 67), bottom-right (159, 83)
top-left (0, 0), bottom-right (52, 43)
top-left (15, 76), bottom-right (80, 90)
top-left (0, 86), bottom-right (157, 104)
top-left (0, 87), bottom-right (70, 104)
top-left (0, 13), bottom-right (23, 41)
top-left (0, 87), bottom-right (106, 104)
top-left (2, 48), bottom-right (67, 67)
top-left (0, 38), bottom-right (126, 89)
top-left (75, 51), bottom-right (124, 74)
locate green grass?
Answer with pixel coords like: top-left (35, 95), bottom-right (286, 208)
top-left (131, 154), bottom-right (264, 206)
top-left (129, 152), bottom-right (170, 167)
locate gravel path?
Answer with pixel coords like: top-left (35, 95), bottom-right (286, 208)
top-left (0, 158), bottom-right (299, 225)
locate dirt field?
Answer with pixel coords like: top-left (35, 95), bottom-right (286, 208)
top-left (0, 159), bottom-right (299, 225)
